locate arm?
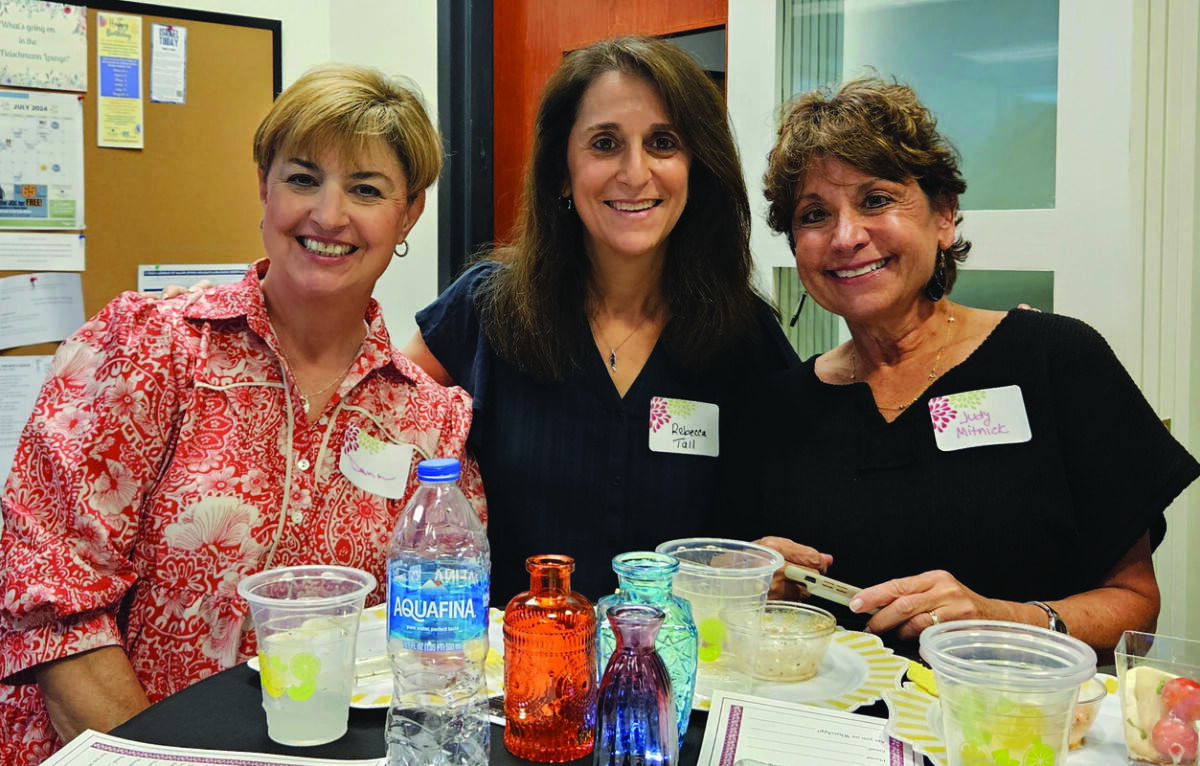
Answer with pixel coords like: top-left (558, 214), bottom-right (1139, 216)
top-left (33, 646), bottom-right (150, 742)
top-left (401, 331), bottom-right (454, 386)
top-left (849, 532), bottom-right (1159, 651)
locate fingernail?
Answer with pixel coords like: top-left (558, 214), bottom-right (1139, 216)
top-left (849, 598), bottom-right (862, 613)
top-left (863, 625), bottom-right (873, 634)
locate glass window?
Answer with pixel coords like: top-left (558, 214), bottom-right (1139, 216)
top-left (780, 0), bottom-right (1058, 211)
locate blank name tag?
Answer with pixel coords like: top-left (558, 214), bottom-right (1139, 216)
top-left (930, 385), bottom-right (1032, 451)
top-left (648, 397), bottom-right (719, 457)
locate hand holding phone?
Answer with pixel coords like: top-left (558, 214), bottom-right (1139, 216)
top-left (783, 565), bottom-right (877, 614)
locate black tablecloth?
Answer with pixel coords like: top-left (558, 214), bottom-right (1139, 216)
top-left (111, 663), bottom-right (711, 764)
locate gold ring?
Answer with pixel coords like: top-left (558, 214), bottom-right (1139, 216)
top-left (928, 609), bottom-right (940, 625)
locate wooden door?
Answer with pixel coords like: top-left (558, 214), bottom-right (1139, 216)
top-left (492, 0), bottom-right (726, 242)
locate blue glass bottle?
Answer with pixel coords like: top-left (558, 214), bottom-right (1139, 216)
top-left (594, 605), bottom-right (677, 766)
top-left (596, 552), bottom-right (697, 741)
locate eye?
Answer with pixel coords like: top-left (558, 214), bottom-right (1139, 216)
top-left (352, 184), bottom-right (383, 198)
top-left (286, 173), bottom-right (318, 188)
top-left (591, 135), bottom-right (618, 152)
top-left (863, 192), bottom-right (891, 209)
top-left (649, 134), bottom-right (679, 153)
top-left (794, 207), bottom-right (828, 227)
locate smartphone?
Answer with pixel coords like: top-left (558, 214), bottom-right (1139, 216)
top-left (783, 565), bottom-right (877, 614)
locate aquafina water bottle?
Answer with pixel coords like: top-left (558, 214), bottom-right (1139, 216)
top-left (386, 458), bottom-right (490, 765)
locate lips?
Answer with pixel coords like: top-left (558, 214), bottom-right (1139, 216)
top-left (606, 200), bottom-right (661, 212)
top-left (298, 237), bottom-right (356, 257)
top-left (830, 257), bottom-right (890, 279)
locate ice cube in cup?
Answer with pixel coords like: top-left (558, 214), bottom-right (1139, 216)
top-left (1117, 631), bottom-right (1200, 765)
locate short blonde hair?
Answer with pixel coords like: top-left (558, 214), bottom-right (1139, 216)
top-left (253, 63), bottom-right (443, 196)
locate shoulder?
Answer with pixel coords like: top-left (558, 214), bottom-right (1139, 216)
top-left (740, 297), bottom-right (802, 371)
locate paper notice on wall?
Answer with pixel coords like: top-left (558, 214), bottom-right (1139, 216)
top-left (137, 263), bottom-right (248, 294)
top-left (96, 12), bottom-right (143, 149)
top-left (150, 23), bottom-right (186, 104)
top-left (0, 354), bottom-right (52, 488)
top-left (0, 89), bottom-right (86, 229)
top-left (0, 271), bottom-right (84, 349)
top-left (0, 232), bottom-right (84, 270)
top-left (0, 1), bottom-right (88, 92)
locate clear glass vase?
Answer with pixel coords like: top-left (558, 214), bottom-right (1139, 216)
top-left (594, 604), bottom-right (678, 766)
top-left (596, 551), bottom-right (697, 741)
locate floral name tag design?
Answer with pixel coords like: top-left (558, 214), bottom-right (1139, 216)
top-left (929, 385), bottom-right (1032, 452)
top-left (648, 397), bottom-right (719, 457)
top-left (339, 424), bottom-right (414, 499)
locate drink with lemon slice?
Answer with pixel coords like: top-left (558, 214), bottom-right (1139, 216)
top-left (258, 614), bottom-right (359, 745)
top-left (920, 620), bottom-right (1096, 766)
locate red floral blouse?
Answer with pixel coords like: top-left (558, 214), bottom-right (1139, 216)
top-left (0, 261), bottom-right (485, 765)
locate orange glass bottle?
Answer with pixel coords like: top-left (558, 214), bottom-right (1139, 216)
top-left (503, 554), bottom-right (597, 762)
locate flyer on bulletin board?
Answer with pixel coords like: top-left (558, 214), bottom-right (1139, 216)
top-left (0, 89), bottom-right (85, 229)
top-left (96, 12), bottom-right (143, 149)
top-left (0, 1), bottom-right (88, 92)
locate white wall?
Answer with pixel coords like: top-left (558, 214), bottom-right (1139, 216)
top-left (151, 0), bottom-right (440, 341)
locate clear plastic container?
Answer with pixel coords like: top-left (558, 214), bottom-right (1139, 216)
top-left (920, 620), bottom-right (1096, 766)
top-left (653, 538), bottom-right (782, 701)
top-left (1117, 631), bottom-right (1200, 765)
top-left (725, 601), bottom-right (835, 682)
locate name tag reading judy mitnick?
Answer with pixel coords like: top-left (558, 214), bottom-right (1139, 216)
top-left (647, 396), bottom-right (719, 457)
top-left (929, 385), bottom-right (1032, 452)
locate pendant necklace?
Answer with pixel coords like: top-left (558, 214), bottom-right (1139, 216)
top-left (590, 315), bottom-right (650, 373)
top-left (271, 321), bottom-right (367, 414)
top-left (850, 306), bottom-right (956, 412)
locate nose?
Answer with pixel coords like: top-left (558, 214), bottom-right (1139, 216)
top-left (311, 187), bottom-right (349, 230)
top-left (830, 210), bottom-right (869, 253)
top-left (616, 146), bottom-right (652, 188)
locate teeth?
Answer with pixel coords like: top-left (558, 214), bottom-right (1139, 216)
top-left (833, 259), bottom-right (887, 279)
top-left (609, 200), bottom-right (658, 212)
top-left (301, 238), bottom-right (353, 256)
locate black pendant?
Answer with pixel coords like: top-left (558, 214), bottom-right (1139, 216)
top-left (609, 350), bottom-right (617, 372)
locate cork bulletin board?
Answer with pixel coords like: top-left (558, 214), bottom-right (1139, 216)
top-left (1, 1), bottom-right (279, 357)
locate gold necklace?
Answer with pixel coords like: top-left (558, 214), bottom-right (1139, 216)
top-left (589, 315), bottom-right (651, 373)
top-left (851, 307), bottom-right (956, 411)
top-left (271, 322), bottom-right (366, 414)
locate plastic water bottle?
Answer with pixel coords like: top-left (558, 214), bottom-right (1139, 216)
top-left (385, 458), bottom-right (490, 766)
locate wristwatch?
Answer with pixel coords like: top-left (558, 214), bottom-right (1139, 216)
top-left (1027, 600), bottom-right (1069, 634)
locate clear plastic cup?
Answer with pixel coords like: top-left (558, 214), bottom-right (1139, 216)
top-left (920, 620), bottom-right (1096, 766)
top-left (654, 538), bottom-right (783, 701)
top-left (238, 565), bottom-right (377, 746)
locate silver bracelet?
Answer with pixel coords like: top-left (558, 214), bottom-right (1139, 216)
top-left (1026, 600), bottom-right (1069, 634)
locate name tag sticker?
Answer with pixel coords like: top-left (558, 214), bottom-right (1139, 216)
top-left (648, 397), bottom-right (719, 457)
top-left (340, 424), bottom-right (414, 498)
top-left (930, 385), bottom-right (1032, 452)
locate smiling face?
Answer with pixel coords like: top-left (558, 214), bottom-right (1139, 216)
top-left (258, 136), bottom-right (424, 305)
top-left (565, 71), bottom-right (691, 265)
top-left (790, 156), bottom-right (955, 328)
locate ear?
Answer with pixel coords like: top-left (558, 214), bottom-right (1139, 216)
top-left (257, 167), bottom-right (268, 207)
top-left (934, 200), bottom-right (956, 251)
top-left (399, 189), bottom-right (427, 239)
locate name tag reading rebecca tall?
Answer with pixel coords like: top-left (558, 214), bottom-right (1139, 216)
top-left (648, 397), bottom-right (719, 457)
top-left (929, 385), bottom-right (1032, 452)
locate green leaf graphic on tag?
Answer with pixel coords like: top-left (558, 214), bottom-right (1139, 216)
top-left (356, 429), bottom-right (386, 455)
top-left (949, 390), bottom-right (987, 410)
top-left (666, 399), bottom-right (696, 417)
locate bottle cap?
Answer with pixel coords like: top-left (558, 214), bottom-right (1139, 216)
top-left (417, 457), bottom-right (461, 482)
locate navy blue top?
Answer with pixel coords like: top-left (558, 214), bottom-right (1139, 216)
top-left (725, 310), bottom-right (1199, 631)
top-left (416, 261), bottom-right (799, 603)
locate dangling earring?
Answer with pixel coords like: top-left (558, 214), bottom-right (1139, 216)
top-left (393, 241), bottom-right (409, 258)
top-left (259, 219), bottom-right (263, 230)
top-left (560, 195), bottom-right (574, 211)
top-left (788, 292), bottom-right (808, 327)
top-left (924, 251), bottom-right (947, 302)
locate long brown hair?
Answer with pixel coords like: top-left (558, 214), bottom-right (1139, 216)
top-left (479, 36), bottom-right (771, 380)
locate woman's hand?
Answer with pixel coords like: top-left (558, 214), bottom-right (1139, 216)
top-left (850, 569), bottom-right (1012, 640)
top-left (140, 280), bottom-right (213, 300)
top-left (754, 536), bottom-right (833, 600)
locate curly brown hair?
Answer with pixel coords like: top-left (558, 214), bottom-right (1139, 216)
top-left (763, 78), bottom-right (971, 291)
top-left (479, 36), bottom-right (771, 380)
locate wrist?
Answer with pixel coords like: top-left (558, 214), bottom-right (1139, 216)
top-left (1025, 600), bottom-right (1069, 634)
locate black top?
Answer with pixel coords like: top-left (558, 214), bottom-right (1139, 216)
top-left (726, 310), bottom-right (1199, 610)
top-left (417, 261), bottom-right (799, 603)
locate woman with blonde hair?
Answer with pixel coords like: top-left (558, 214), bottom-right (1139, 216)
top-left (0, 64), bottom-right (484, 764)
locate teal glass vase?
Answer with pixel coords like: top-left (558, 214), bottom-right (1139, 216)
top-left (596, 551), bottom-right (697, 741)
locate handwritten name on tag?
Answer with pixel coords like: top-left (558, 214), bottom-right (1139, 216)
top-left (339, 424), bottom-right (414, 499)
top-left (930, 385), bottom-right (1032, 452)
top-left (648, 397), bottom-right (719, 457)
